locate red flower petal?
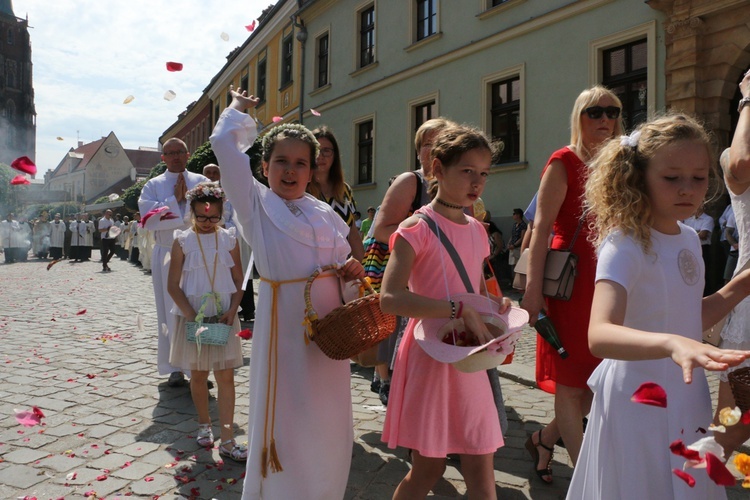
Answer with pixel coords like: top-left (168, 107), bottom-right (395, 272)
top-left (190, 488), bottom-right (200, 496)
top-left (237, 328), bottom-right (252, 340)
top-left (631, 381), bottom-right (667, 408)
top-left (310, 108), bottom-right (321, 117)
top-left (159, 211), bottom-right (178, 221)
top-left (144, 476), bottom-right (154, 482)
top-left (10, 175), bottom-right (30, 185)
top-left (96, 474), bottom-right (108, 481)
top-left (272, 116), bottom-right (283, 123)
top-left (32, 406), bottom-right (45, 419)
top-left (742, 410), bottom-right (750, 425)
top-left (705, 452), bottom-right (737, 486)
top-left (11, 156), bottom-right (37, 175)
top-left (47, 259), bottom-right (61, 271)
top-left (140, 206), bottom-right (169, 227)
top-left (166, 61), bottom-right (183, 72)
top-left (77, 309), bottom-right (87, 316)
top-left (672, 468), bottom-right (696, 487)
top-left (669, 439), bottom-right (701, 461)
top-left (245, 20), bottom-right (256, 32)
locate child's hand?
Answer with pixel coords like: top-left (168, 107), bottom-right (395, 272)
top-left (493, 296), bottom-right (512, 314)
top-left (228, 86), bottom-right (260, 112)
top-left (668, 335), bottom-right (750, 384)
top-left (219, 308), bottom-right (237, 325)
top-left (462, 305), bottom-right (493, 345)
top-left (338, 257), bottom-right (365, 282)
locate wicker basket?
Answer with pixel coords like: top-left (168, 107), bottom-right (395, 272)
top-left (728, 366), bottom-right (750, 413)
top-left (186, 292), bottom-right (231, 346)
top-left (304, 264), bottom-right (396, 360)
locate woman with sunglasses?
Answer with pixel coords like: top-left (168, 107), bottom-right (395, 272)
top-left (309, 126), bottom-right (365, 261)
top-left (520, 85), bottom-right (624, 483)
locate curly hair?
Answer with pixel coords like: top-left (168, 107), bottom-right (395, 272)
top-left (426, 124), bottom-right (492, 199)
top-left (260, 123), bottom-right (320, 171)
top-left (586, 112), bottom-right (716, 253)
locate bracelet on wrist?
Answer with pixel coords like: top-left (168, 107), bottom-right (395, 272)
top-left (449, 300), bottom-right (456, 320)
top-left (456, 301), bottom-right (464, 320)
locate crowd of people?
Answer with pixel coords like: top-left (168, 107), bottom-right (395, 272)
top-left (6, 73), bottom-right (750, 499)
top-left (0, 209), bottom-right (150, 269)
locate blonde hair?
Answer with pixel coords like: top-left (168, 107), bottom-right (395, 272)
top-left (570, 85), bottom-right (624, 159)
top-left (414, 117), bottom-right (456, 151)
top-left (586, 112), bottom-right (715, 253)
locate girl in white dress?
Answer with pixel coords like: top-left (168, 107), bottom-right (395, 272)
top-left (210, 87), bottom-right (364, 500)
top-left (569, 113), bottom-right (750, 499)
top-left (167, 182), bottom-right (247, 462)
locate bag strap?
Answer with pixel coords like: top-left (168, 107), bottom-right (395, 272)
top-left (566, 213), bottom-right (586, 252)
top-left (416, 214), bottom-right (474, 293)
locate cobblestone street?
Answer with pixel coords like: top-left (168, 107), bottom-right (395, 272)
top-left (0, 257), bottom-right (747, 498)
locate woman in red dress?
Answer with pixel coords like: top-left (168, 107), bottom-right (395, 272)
top-left (521, 85), bottom-right (624, 482)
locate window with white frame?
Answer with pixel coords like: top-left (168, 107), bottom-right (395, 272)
top-left (490, 76), bottom-right (520, 164)
top-left (359, 5), bottom-right (375, 68)
top-left (356, 120), bottom-right (374, 184)
top-left (416, 0), bottom-right (437, 41)
top-left (316, 33), bottom-right (329, 88)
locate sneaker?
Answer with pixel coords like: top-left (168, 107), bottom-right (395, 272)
top-left (167, 371), bottom-right (185, 387)
top-left (379, 380), bottom-right (390, 406)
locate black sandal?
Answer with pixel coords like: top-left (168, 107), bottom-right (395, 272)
top-left (525, 428), bottom-right (554, 484)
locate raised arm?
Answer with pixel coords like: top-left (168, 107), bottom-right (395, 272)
top-left (726, 71), bottom-right (750, 191)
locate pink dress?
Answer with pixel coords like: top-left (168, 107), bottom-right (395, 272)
top-left (382, 205), bottom-right (504, 457)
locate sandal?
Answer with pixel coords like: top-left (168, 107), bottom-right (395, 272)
top-left (219, 439), bottom-right (248, 463)
top-left (525, 428), bottom-right (554, 484)
top-left (196, 424), bottom-right (214, 448)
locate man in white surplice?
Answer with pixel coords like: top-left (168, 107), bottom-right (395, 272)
top-left (138, 138), bottom-right (208, 385)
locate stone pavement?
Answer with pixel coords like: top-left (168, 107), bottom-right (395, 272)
top-left (0, 256), bottom-right (747, 499)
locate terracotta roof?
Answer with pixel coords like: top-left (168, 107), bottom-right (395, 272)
top-left (124, 149), bottom-right (162, 175)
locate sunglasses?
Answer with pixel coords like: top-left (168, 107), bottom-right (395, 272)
top-left (582, 106), bottom-right (621, 120)
top-left (194, 215), bottom-right (221, 223)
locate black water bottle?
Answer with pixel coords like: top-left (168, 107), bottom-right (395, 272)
top-left (535, 311), bottom-right (569, 359)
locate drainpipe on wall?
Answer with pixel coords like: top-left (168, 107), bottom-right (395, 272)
top-left (291, 14), bottom-right (308, 125)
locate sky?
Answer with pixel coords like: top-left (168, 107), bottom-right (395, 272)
top-left (12, 0), bottom-right (268, 177)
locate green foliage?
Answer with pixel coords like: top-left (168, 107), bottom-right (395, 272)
top-left (149, 162), bottom-right (166, 179)
top-left (122, 179), bottom-right (147, 211)
top-left (0, 163), bottom-right (24, 217)
top-left (186, 141), bottom-right (217, 174)
top-left (94, 196), bottom-right (111, 204)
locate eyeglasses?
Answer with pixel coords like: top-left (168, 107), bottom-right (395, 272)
top-left (194, 215), bottom-right (221, 223)
top-left (319, 147), bottom-right (334, 158)
top-left (582, 106), bottom-right (621, 120)
top-left (163, 150), bottom-right (187, 157)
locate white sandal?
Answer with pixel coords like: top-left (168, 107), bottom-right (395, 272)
top-left (219, 439), bottom-right (248, 463)
top-left (196, 424), bottom-right (214, 447)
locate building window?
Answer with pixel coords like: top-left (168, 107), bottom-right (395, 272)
top-left (257, 58), bottom-right (267, 104)
top-left (359, 6), bottom-right (375, 68)
top-left (602, 39), bottom-right (647, 131)
top-left (316, 33), bottom-right (329, 88)
top-left (7, 29), bottom-right (13, 45)
top-left (413, 101), bottom-right (436, 169)
top-left (490, 76), bottom-right (520, 163)
top-left (416, 0), bottom-right (437, 41)
top-left (226, 87), bottom-right (232, 109)
top-left (241, 70), bottom-right (249, 94)
top-left (281, 33), bottom-right (294, 87)
top-left (492, 0), bottom-right (510, 5)
top-left (6, 60), bottom-right (17, 89)
top-left (214, 102), bottom-right (220, 126)
top-left (357, 120), bottom-right (374, 184)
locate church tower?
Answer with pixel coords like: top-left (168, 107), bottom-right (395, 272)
top-left (0, 0), bottom-right (36, 169)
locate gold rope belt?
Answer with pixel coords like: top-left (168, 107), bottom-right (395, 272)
top-left (257, 271), bottom-right (336, 477)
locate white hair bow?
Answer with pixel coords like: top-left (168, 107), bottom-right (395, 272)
top-left (620, 130), bottom-right (641, 148)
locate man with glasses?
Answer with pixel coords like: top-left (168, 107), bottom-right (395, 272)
top-left (139, 138), bottom-right (208, 386)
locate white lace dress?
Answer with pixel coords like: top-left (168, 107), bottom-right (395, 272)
top-left (169, 227), bottom-right (243, 372)
top-left (720, 187), bottom-right (750, 381)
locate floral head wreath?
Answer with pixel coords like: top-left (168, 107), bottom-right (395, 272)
top-left (185, 182), bottom-right (225, 202)
top-left (261, 123), bottom-right (320, 159)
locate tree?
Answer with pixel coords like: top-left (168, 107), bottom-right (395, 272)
top-left (0, 163), bottom-right (24, 216)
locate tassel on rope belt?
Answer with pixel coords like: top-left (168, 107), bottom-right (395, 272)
top-left (257, 271), bottom-right (337, 477)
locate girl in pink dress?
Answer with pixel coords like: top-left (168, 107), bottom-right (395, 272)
top-left (381, 124), bottom-right (511, 499)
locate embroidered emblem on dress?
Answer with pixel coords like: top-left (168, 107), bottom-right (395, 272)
top-left (284, 200), bottom-right (302, 217)
top-left (677, 248), bottom-right (700, 286)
